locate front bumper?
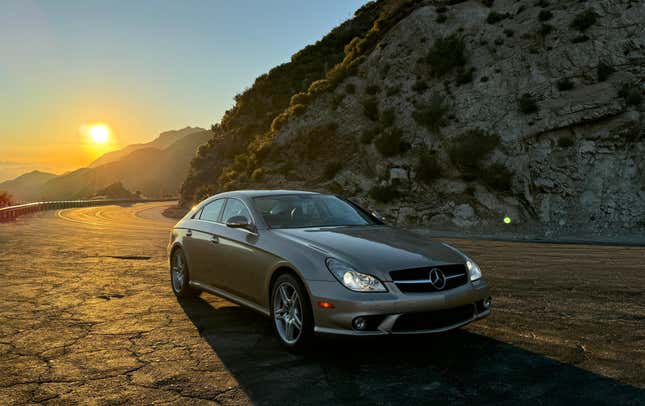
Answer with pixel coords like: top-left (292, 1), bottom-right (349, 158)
top-left (307, 279), bottom-right (491, 335)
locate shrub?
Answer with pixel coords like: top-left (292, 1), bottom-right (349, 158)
top-left (481, 163), bottom-right (513, 192)
top-left (456, 67), bottom-right (474, 85)
top-left (619, 83), bottom-right (643, 106)
top-left (381, 109), bottom-right (396, 127)
top-left (345, 83), bottom-right (356, 94)
top-left (538, 10), bottom-right (553, 21)
top-left (482, 0), bottom-right (494, 7)
top-left (426, 35), bottom-right (467, 77)
top-left (504, 29), bottom-right (514, 37)
top-left (436, 14), bottom-right (447, 23)
top-left (365, 84), bottom-right (380, 95)
top-left (369, 184), bottom-right (400, 203)
top-left (412, 93), bottom-right (450, 131)
top-left (374, 128), bottom-right (409, 157)
top-left (363, 98), bottom-right (379, 121)
top-left (436, 6), bottom-right (448, 13)
top-left (386, 86), bottom-right (401, 96)
top-left (519, 93), bottom-right (538, 114)
top-left (251, 168), bottom-right (265, 182)
top-left (323, 161), bottom-right (343, 180)
top-left (570, 9), bottom-right (597, 31)
top-left (558, 137), bottom-right (574, 148)
top-left (416, 152), bottom-right (442, 184)
top-left (571, 35), bottom-right (590, 43)
top-left (448, 129), bottom-right (501, 180)
top-left (486, 11), bottom-right (510, 24)
top-left (597, 62), bottom-right (615, 82)
top-left (540, 23), bottom-right (554, 36)
top-left (290, 92), bottom-right (310, 106)
top-left (412, 80), bottom-right (429, 92)
top-left (557, 78), bottom-right (574, 91)
top-left (361, 127), bottom-right (379, 144)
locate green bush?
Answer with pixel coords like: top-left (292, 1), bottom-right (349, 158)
top-left (486, 11), bottom-right (510, 24)
top-left (540, 23), bottom-right (554, 36)
top-left (619, 83), bottom-right (643, 106)
top-left (481, 163), bottom-right (513, 192)
top-left (412, 80), bottom-right (428, 92)
top-left (374, 128), bottom-right (409, 157)
top-left (481, 0), bottom-right (494, 7)
top-left (570, 9), bottom-right (597, 31)
top-left (412, 93), bottom-right (450, 131)
top-left (360, 127), bottom-right (379, 144)
top-left (504, 29), bottom-right (514, 38)
top-left (426, 35), bottom-right (467, 77)
top-left (251, 168), bottom-right (265, 182)
top-left (345, 83), bottom-right (356, 94)
top-left (448, 129), bottom-right (501, 179)
top-left (557, 78), bottom-right (574, 91)
top-left (323, 161), bottom-right (343, 180)
top-left (519, 93), bottom-right (538, 114)
top-left (381, 109), bottom-right (396, 127)
top-left (416, 151), bottom-right (442, 184)
top-left (558, 137), bottom-right (574, 148)
top-left (455, 67), bottom-right (474, 85)
top-left (538, 10), bottom-right (553, 21)
top-left (290, 92), bottom-right (310, 106)
top-left (386, 86), bottom-right (401, 96)
top-left (363, 98), bottom-right (379, 121)
top-left (365, 84), bottom-right (380, 95)
top-left (436, 14), bottom-right (447, 23)
top-left (369, 184), bottom-right (400, 203)
top-left (571, 35), bottom-right (590, 43)
top-left (597, 62), bottom-right (615, 82)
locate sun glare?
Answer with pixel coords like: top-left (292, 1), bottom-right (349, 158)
top-left (88, 124), bottom-right (110, 144)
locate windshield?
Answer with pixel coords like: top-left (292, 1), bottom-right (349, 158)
top-left (253, 194), bottom-right (380, 229)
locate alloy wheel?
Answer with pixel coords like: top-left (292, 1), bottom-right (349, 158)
top-left (171, 251), bottom-right (185, 293)
top-left (273, 282), bottom-right (303, 345)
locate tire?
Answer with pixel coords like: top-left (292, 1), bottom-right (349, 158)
top-left (170, 248), bottom-right (200, 298)
top-left (271, 273), bottom-right (314, 351)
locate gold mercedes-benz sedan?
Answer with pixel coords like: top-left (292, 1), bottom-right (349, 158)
top-left (168, 190), bottom-right (491, 350)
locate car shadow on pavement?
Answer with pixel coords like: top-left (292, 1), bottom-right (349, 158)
top-left (179, 297), bottom-right (644, 405)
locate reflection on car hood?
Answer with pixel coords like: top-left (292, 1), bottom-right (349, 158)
top-left (271, 225), bottom-right (465, 280)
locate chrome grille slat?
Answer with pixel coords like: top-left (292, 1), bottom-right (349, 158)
top-left (390, 264), bottom-right (468, 293)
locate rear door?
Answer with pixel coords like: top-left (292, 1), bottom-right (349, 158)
top-left (188, 198), bottom-right (226, 285)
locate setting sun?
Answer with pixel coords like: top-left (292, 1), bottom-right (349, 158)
top-left (88, 124), bottom-right (110, 144)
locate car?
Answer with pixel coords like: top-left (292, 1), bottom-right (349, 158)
top-left (168, 190), bottom-right (491, 350)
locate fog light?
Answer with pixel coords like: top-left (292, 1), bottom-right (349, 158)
top-left (353, 317), bottom-right (368, 331)
top-left (483, 297), bottom-right (492, 309)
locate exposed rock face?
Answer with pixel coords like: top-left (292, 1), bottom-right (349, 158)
top-left (184, 0), bottom-right (645, 238)
top-left (266, 0), bottom-right (645, 234)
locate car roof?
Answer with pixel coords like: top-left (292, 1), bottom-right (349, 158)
top-left (211, 190), bottom-right (322, 199)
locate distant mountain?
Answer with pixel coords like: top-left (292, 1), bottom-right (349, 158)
top-left (0, 170), bottom-right (57, 203)
top-left (39, 129), bottom-right (212, 200)
top-left (89, 126), bottom-right (205, 168)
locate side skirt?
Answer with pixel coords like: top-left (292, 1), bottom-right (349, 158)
top-left (189, 280), bottom-right (270, 317)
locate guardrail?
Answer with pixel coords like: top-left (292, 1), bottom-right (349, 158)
top-left (0, 198), bottom-right (176, 222)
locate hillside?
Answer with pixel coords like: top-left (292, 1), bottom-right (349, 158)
top-left (89, 126), bottom-right (205, 167)
top-left (0, 170), bottom-right (57, 203)
top-left (181, 0), bottom-right (644, 238)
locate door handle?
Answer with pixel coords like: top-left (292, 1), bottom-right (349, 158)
top-left (210, 236), bottom-right (219, 244)
top-left (186, 229), bottom-right (192, 237)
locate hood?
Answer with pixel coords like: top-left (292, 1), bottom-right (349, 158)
top-left (271, 225), bottom-right (466, 281)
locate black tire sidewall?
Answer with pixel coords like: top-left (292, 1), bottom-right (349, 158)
top-left (271, 274), bottom-right (314, 351)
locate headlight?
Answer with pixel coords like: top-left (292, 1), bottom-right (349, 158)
top-left (325, 258), bottom-right (386, 292)
top-left (466, 260), bottom-right (482, 281)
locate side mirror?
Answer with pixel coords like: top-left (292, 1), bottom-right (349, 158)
top-left (226, 215), bottom-right (257, 233)
top-left (370, 210), bottom-right (388, 223)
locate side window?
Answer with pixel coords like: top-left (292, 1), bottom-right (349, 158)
top-left (199, 199), bottom-right (226, 222)
top-left (222, 199), bottom-right (252, 223)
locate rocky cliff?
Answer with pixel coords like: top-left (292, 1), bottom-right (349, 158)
top-left (182, 0), bottom-right (645, 239)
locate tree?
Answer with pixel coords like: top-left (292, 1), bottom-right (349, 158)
top-left (0, 191), bottom-right (13, 208)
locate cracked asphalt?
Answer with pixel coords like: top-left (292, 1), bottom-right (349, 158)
top-left (0, 202), bottom-right (643, 405)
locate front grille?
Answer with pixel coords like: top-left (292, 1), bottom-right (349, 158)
top-left (390, 264), bottom-right (468, 293)
top-left (392, 305), bottom-right (475, 332)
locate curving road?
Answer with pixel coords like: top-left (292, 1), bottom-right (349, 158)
top-left (0, 202), bottom-right (643, 405)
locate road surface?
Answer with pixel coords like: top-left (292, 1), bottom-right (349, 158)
top-left (0, 202), bottom-right (643, 405)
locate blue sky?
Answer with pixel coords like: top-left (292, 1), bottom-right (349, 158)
top-left (0, 0), bottom-right (368, 180)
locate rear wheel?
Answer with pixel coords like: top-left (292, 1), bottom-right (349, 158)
top-left (170, 248), bottom-right (200, 298)
top-left (271, 274), bottom-right (314, 351)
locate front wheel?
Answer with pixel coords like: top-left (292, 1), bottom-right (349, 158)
top-left (170, 248), bottom-right (200, 298)
top-left (271, 274), bottom-right (314, 351)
